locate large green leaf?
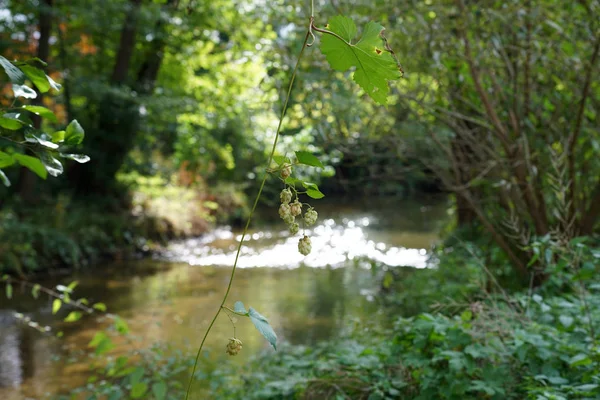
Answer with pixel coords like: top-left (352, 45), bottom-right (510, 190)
top-left (13, 153), bottom-right (48, 179)
top-left (19, 65), bottom-right (50, 93)
top-left (319, 16), bottom-right (402, 105)
top-left (0, 56), bottom-right (26, 84)
top-left (295, 151), bottom-right (324, 168)
top-left (22, 105), bottom-right (57, 122)
top-left (248, 307), bottom-right (277, 350)
top-left (64, 119), bottom-right (85, 145)
top-left (0, 116), bottom-right (24, 130)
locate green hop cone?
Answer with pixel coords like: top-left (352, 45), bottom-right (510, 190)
top-left (298, 235), bottom-right (312, 256)
top-left (226, 337), bottom-right (243, 356)
top-left (280, 188), bottom-right (292, 204)
top-left (279, 203), bottom-right (291, 219)
top-left (289, 222), bottom-right (299, 235)
top-left (283, 214), bottom-right (295, 225)
top-left (290, 200), bottom-right (302, 217)
top-left (304, 208), bottom-right (318, 226)
top-left (280, 163), bottom-right (292, 179)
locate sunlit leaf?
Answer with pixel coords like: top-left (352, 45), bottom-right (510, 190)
top-left (19, 64), bottom-right (50, 93)
top-left (0, 151), bottom-right (15, 168)
top-left (22, 105), bottom-right (57, 122)
top-left (0, 116), bottom-right (24, 130)
top-left (93, 302), bottom-right (107, 312)
top-left (24, 131), bottom-right (59, 149)
top-left (248, 307), bottom-right (277, 350)
top-left (12, 84), bottom-right (37, 99)
top-left (52, 298), bottom-right (62, 314)
top-left (0, 170), bottom-right (9, 187)
top-left (40, 152), bottom-right (64, 177)
top-left (295, 151), bottom-right (324, 168)
top-left (61, 153), bottom-right (91, 163)
top-left (5, 283), bottom-right (12, 299)
top-left (64, 119), bottom-right (85, 145)
top-left (64, 311), bottom-right (82, 322)
top-left (0, 56), bottom-right (26, 84)
top-left (319, 16), bottom-right (402, 105)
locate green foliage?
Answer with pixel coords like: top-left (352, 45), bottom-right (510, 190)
top-left (0, 56), bottom-right (89, 186)
top-left (248, 307), bottom-right (278, 351)
top-left (319, 16), bottom-right (402, 105)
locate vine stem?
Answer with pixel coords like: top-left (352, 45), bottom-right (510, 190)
top-left (184, 27), bottom-right (312, 400)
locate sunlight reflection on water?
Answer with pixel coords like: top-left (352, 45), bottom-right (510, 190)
top-left (164, 216), bottom-right (431, 269)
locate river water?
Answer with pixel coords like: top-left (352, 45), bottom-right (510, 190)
top-left (0, 196), bottom-right (448, 399)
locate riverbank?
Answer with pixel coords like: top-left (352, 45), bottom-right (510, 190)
top-left (0, 180), bottom-right (248, 276)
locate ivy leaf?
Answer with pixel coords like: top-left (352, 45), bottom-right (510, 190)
top-left (295, 151), bottom-right (324, 168)
top-left (248, 307), bottom-right (277, 350)
top-left (22, 105), bottom-right (57, 122)
top-left (319, 16), bottom-right (402, 105)
top-left (13, 153), bottom-right (48, 179)
top-left (234, 301), bottom-right (248, 314)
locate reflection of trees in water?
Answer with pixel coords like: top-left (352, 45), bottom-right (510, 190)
top-left (0, 312), bottom-right (35, 390)
top-left (0, 313), bottom-right (22, 388)
top-left (283, 268), bottom-right (348, 345)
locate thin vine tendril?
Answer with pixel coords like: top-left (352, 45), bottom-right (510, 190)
top-left (184, 26), bottom-right (312, 400)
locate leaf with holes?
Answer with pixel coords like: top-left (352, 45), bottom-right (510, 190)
top-left (248, 307), bottom-right (277, 350)
top-left (319, 16), bottom-right (402, 105)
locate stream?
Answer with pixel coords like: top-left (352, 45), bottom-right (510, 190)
top-left (0, 196), bottom-right (448, 399)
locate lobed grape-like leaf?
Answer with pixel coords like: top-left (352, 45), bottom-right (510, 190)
top-left (319, 16), bottom-right (402, 105)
